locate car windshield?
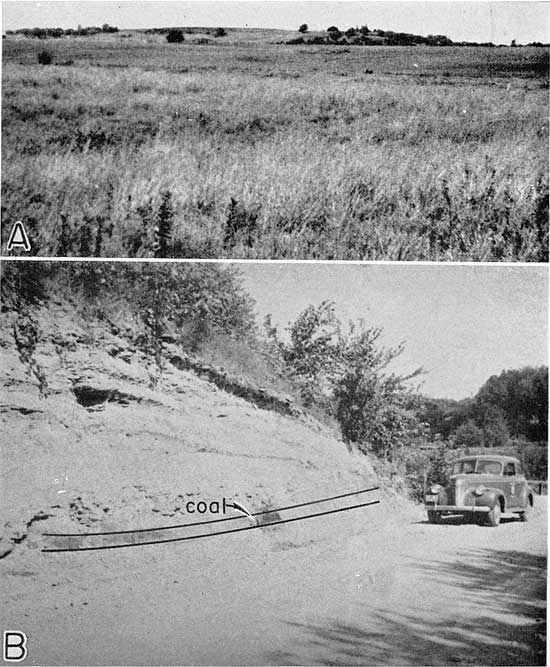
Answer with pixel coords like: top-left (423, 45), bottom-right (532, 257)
top-left (476, 460), bottom-right (503, 475)
top-left (451, 459), bottom-right (502, 475)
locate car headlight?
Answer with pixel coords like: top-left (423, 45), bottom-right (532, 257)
top-left (473, 486), bottom-right (486, 497)
top-left (429, 484), bottom-right (442, 494)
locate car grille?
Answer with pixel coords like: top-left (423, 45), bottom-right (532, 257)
top-left (446, 481), bottom-right (462, 506)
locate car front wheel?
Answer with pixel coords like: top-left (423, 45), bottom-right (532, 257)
top-left (487, 503), bottom-right (501, 527)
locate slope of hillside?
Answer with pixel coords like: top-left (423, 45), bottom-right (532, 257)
top-left (0, 303), bottom-right (384, 559)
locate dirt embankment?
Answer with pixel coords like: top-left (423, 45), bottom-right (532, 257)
top-left (1, 305), bottom-right (546, 666)
top-left (0, 304), bottom-right (379, 559)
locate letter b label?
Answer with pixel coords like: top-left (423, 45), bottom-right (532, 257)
top-left (3, 631), bottom-right (27, 662)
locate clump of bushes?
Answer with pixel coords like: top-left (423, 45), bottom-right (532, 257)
top-left (327, 26), bottom-right (343, 41)
top-left (166, 29), bottom-right (184, 43)
top-left (214, 27), bottom-right (227, 37)
top-left (37, 50), bottom-right (53, 65)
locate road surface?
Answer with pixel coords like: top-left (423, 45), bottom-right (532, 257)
top-left (2, 495), bottom-right (546, 665)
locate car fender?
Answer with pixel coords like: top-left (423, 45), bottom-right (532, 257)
top-left (474, 488), bottom-right (504, 510)
top-left (520, 485), bottom-right (534, 509)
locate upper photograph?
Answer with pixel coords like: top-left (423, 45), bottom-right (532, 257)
top-left (1, 1), bottom-right (548, 261)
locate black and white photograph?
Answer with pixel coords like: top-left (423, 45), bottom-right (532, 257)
top-left (0, 261), bottom-right (547, 665)
top-left (0, 0), bottom-right (548, 260)
top-left (0, 1), bottom-right (548, 666)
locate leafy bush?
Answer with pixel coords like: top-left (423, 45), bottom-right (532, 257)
top-left (214, 27), bottom-right (227, 38)
top-left (521, 443), bottom-right (548, 480)
top-left (401, 442), bottom-right (458, 502)
top-left (266, 300), bottom-right (422, 457)
top-left (127, 264), bottom-right (257, 354)
top-left (454, 420), bottom-right (484, 448)
top-left (298, 24), bottom-right (308, 33)
top-left (37, 50), bottom-right (53, 65)
top-left (166, 30), bottom-right (184, 43)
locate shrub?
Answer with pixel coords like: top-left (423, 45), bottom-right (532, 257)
top-left (13, 312), bottom-right (48, 397)
top-left (166, 29), bottom-right (184, 43)
top-left (298, 24), bottom-right (308, 33)
top-left (37, 50), bottom-right (53, 65)
top-left (214, 27), bottom-right (226, 37)
top-left (454, 420), bottom-right (484, 448)
top-left (307, 36), bottom-right (326, 45)
top-left (520, 442), bottom-right (548, 480)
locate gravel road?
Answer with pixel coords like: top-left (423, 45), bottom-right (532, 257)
top-left (2, 495), bottom-right (546, 666)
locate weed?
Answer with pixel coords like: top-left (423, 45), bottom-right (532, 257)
top-left (224, 198), bottom-right (260, 250)
top-left (13, 313), bottom-right (49, 397)
top-left (154, 190), bottom-right (174, 258)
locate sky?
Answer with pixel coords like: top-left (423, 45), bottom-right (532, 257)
top-left (239, 264), bottom-right (548, 400)
top-left (2, 1), bottom-right (549, 43)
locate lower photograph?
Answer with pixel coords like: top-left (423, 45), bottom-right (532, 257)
top-left (0, 260), bottom-right (547, 666)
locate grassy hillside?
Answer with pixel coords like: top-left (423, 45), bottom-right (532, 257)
top-left (2, 31), bottom-right (548, 260)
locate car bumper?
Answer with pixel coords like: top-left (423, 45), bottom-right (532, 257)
top-left (424, 503), bottom-right (491, 513)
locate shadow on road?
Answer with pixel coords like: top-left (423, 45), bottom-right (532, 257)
top-left (268, 549), bottom-right (546, 666)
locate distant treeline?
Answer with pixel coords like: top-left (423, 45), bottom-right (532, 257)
top-left (287, 25), bottom-right (547, 47)
top-left (5, 24), bottom-right (119, 38)
top-left (142, 27), bottom-right (228, 36)
top-left (419, 366), bottom-right (548, 448)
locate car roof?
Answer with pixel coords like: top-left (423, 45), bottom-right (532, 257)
top-left (452, 455), bottom-right (520, 464)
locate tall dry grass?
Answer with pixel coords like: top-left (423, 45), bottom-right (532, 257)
top-left (2, 43), bottom-right (548, 260)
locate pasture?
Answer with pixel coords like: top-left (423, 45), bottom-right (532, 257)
top-left (2, 30), bottom-right (548, 259)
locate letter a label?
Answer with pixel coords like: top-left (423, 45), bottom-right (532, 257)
top-left (3, 631), bottom-right (28, 662)
top-left (6, 221), bottom-right (31, 252)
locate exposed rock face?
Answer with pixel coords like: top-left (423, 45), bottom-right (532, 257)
top-left (1, 305), bottom-right (377, 560)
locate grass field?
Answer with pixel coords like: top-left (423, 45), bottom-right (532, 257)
top-left (2, 30), bottom-right (548, 260)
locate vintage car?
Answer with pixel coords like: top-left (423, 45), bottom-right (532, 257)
top-left (424, 455), bottom-right (534, 527)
